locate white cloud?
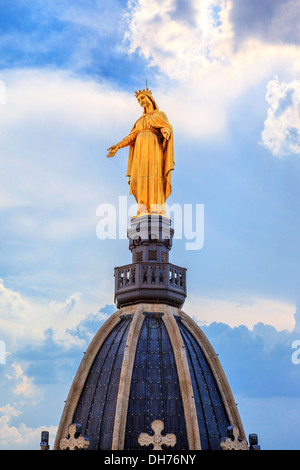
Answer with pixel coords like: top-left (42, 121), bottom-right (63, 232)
top-left (124, 0), bottom-right (233, 79)
top-left (124, 0), bottom-right (300, 80)
top-left (7, 362), bottom-right (39, 399)
top-left (124, 0), bottom-right (300, 140)
top-left (261, 76), bottom-right (300, 157)
top-left (184, 294), bottom-right (296, 331)
top-left (0, 403), bottom-right (57, 449)
top-left (0, 68), bottom-right (135, 139)
top-left (0, 404), bottom-right (23, 446)
top-left (0, 279), bottom-right (27, 321)
top-left (0, 68), bottom-right (137, 239)
top-left (0, 279), bottom-right (108, 350)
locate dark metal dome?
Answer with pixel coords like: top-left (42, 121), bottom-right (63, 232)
top-left (54, 306), bottom-right (245, 450)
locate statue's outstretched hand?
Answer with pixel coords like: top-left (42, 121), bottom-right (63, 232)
top-left (107, 145), bottom-right (119, 158)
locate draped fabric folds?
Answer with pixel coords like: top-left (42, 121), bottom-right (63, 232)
top-left (120, 110), bottom-right (174, 214)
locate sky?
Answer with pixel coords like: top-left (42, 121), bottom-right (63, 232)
top-left (0, 0), bottom-right (300, 450)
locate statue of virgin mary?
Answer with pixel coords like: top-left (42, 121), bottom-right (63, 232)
top-left (107, 88), bottom-right (174, 217)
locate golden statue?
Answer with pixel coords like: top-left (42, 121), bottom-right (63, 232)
top-left (107, 88), bottom-right (174, 217)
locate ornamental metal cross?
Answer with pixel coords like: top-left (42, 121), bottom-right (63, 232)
top-left (220, 425), bottom-right (249, 451)
top-left (138, 420), bottom-right (176, 450)
top-left (59, 423), bottom-right (90, 451)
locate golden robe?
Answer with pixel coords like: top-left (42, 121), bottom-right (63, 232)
top-left (120, 110), bottom-right (174, 214)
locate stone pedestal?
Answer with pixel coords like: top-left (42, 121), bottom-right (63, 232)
top-left (114, 216), bottom-right (186, 309)
top-left (128, 215), bottom-right (174, 263)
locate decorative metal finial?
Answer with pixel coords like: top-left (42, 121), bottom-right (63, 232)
top-left (59, 423), bottom-right (90, 451)
top-left (220, 425), bottom-right (249, 450)
top-left (138, 420), bottom-right (176, 450)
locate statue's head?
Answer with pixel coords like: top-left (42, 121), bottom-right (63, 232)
top-left (135, 88), bottom-right (158, 113)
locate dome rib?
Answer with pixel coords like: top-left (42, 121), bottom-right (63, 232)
top-left (161, 307), bottom-right (202, 449)
top-left (112, 306), bottom-right (145, 449)
top-left (176, 317), bottom-right (230, 449)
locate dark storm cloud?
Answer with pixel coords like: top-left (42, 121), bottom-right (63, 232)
top-left (202, 309), bottom-right (300, 399)
top-left (230, 0), bottom-right (300, 45)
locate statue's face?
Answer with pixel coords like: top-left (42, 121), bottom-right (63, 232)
top-left (137, 94), bottom-right (151, 108)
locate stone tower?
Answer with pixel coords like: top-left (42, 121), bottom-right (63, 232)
top-left (53, 215), bottom-right (258, 451)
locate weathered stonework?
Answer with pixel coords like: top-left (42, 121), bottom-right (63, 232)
top-left (138, 420), bottom-right (176, 450)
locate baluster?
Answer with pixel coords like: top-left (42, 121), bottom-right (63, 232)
top-left (143, 265), bottom-right (148, 284)
top-left (131, 267), bottom-right (135, 285)
top-left (125, 268), bottom-right (129, 286)
top-left (119, 269), bottom-right (124, 288)
top-left (174, 269), bottom-right (178, 287)
top-left (151, 266), bottom-right (156, 284)
top-left (159, 266), bottom-right (164, 284)
top-left (179, 271), bottom-right (183, 288)
top-left (169, 267), bottom-right (174, 286)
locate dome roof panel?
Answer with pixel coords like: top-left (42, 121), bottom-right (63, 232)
top-left (176, 317), bottom-right (231, 450)
top-left (124, 312), bottom-right (189, 450)
top-left (72, 315), bottom-right (132, 450)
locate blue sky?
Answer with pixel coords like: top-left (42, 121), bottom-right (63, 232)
top-left (0, 0), bottom-right (300, 450)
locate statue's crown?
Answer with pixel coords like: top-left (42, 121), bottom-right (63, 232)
top-left (135, 87), bottom-right (152, 98)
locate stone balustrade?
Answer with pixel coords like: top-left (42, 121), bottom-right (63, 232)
top-left (114, 262), bottom-right (187, 308)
